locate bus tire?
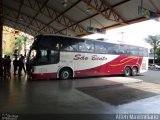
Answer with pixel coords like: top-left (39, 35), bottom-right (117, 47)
top-left (132, 67), bottom-right (138, 76)
top-left (59, 68), bottom-right (72, 80)
top-left (124, 67), bottom-right (131, 76)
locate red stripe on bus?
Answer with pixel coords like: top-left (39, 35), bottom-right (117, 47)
top-left (31, 73), bottom-right (57, 80)
top-left (31, 56), bottom-right (143, 79)
top-left (75, 56), bottom-right (143, 77)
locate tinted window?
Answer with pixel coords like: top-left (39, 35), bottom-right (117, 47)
top-left (119, 45), bottom-right (148, 57)
top-left (36, 35), bottom-right (148, 57)
top-left (78, 40), bottom-right (94, 53)
top-left (138, 47), bottom-right (148, 57)
top-left (105, 43), bottom-right (117, 54)
top-left (60, 37), bottom-right (78, 52)
top-left (85, 40), bottom-right (95, 52)
top-left (95, 42), bottom-right (106, 53)
top-left (38, 36), bottom-right (60, 50)
top-left (50, 50), bottom-right (59, 64)
top-left (119, 44), bottom-right (131, 55)
top-left (37, 49), bottom-right (49, 65)
top-left (95, 42), bottom-right (117, 54)
top-left (78, 40), bottom-right (86, 52)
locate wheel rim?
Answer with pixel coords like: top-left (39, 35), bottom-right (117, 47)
top-left (132, 68), bottom-right (137, 76)
top-left (62, 71), bottom-right (70, 79)
top-left (125, 67), bottom-right (130, 76)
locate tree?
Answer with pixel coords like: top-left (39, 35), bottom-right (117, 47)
top-left (14, 35), bottom-right (27, 55)
top-left (145, 35), bottom-right (160, 64)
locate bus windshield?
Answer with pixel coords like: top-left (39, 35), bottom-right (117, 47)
top-left (28, 49), bottom-right (37, 64)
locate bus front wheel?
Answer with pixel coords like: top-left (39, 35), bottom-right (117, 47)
top-left (124, 67), bottom-right (131, 76)
top-left (59, 68), bottom-right (72, 80)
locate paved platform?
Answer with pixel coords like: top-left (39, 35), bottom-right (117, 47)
top-left (0, 74), bottom-right (160, 120)
top-left (74, 76), bottom-right (143, 88)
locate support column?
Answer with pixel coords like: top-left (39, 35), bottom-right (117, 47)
top-left (0, 0), bottom-right (3, 79)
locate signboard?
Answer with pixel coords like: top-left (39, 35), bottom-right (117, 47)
top-left (87, 26), bottom-right (102, 33)
top-left (138, 6), bottom-right (156, 19)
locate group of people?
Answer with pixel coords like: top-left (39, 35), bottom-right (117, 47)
top-left (2, 54), bottom-right (26, 78)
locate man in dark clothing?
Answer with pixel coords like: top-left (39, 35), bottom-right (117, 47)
top-left (13, 56), bottom-right (18, 75)
top-left (18, 55), bottom-right (25, 76)
top-left (2, 55), bottom-right (7, 75)
top-left (0, 57), bottom-right (4, 79)
top-left (20, 54), bottom-right (26, 73)
top-left (18, 56), bottom-right (23, 76)
top-left (5, 56), bottom-right (11, 79)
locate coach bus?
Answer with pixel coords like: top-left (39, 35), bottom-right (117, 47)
top-left (26, 34), bottom-right (148, 80)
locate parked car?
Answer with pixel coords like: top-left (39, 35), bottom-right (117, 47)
top-left (148, 64), bottom-right (160, 70)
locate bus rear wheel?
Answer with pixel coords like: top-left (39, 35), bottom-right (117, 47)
top-left (132, 67), bottom-right (138, 76)
top-left (59, 68), bottom-right (72, 80)
top-left (124, 67), bottom-right (131, 76)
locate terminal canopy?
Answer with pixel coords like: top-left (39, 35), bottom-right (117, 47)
top-left (2, 0), bottom-right (160, 37)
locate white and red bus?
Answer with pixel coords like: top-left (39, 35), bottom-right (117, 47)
top-left (26, 34), bottom-right (148, 80)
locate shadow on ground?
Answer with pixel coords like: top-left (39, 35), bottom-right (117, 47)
top-left (77, 84), bottom-right (158, 106)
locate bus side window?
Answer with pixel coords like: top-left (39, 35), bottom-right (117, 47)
top-left (79, 42), bottom-right (87, 52)
top-left (85, 40), bottom-right (94, 53)
top-left (38, 50), bottom-right (49, 65)
top-left (51, 50), bottom-right (59, 64)
top-left (95, 42), bottom-right (107, 54)
top-left (60, 39), bottom-right (78, 52)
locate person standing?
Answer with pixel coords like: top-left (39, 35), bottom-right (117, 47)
top-left (18, 55), bottom-right (23, 76)
top-left (22, 56), bottom-right (26, 74)
top-left (13, 56), bottom-right (18, 75)
top-left (20, 54), bottom-right (26, 74)
top-left (3, 55), bottom-right (7, 76)
top-left (18, 55), bottom-right (25, 76)
top-left (5, 56), bottom-right (11, 79)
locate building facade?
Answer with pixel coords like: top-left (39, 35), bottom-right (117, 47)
top-left (2, 26), bottom-right (16, 57)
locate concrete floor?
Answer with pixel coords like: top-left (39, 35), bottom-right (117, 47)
top-left (0, 72), bottom-right (160, 119)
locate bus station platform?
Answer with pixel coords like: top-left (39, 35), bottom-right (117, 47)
top-left (74, 76), bottom-right (143, 88)
top-left (0, 74), bottom-right (160, 119)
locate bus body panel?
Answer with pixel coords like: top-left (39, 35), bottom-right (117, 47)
top-left (140, 57), bottom-right (148, 73)
top-left (30, 53), bottom-right (145, 80)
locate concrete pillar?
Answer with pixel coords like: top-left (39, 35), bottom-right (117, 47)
top-left (0, 0), bottom-right (3, 79)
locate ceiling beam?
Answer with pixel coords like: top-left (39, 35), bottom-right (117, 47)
top-left (71, 0), bottom-right (104, 27)
top-left (104, 17), bottom-right (148, 31)
top-left (80, 0), bottom-right (133, 36)
top-left (3, 6), bottom-right (65, 36)
top-left (3, 14), bottom-right (38, 35)
top-left (56, 0), bottom-right (131, 36)
top-left (24, 0), bottom-right (50, 33)
top-left (16, 0), bottom-right (24, 21)
top-left (149, 0), bottom-right (160, 13)
top-left (100, 0), bottom-right (126, 22)
top-left (3, 17), bottom-right (35, 36)
top-left (14, 0), bottom-right (86, 36)
top-left (75, 0), bottom-right (131, 36)
top-left (77, 16), bottom-right (148, 37)
top-left (4, 0), bottom-right (133, 37)
top-left (82, 0), bottom-right (126, 23)
top-left (35, 0), bottom-right (82, 35)
top-left (3, 15), bottom-right (38, 34)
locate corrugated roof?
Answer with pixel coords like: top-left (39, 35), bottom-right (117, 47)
top-left (2, 0), bottom-right (160, 37)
